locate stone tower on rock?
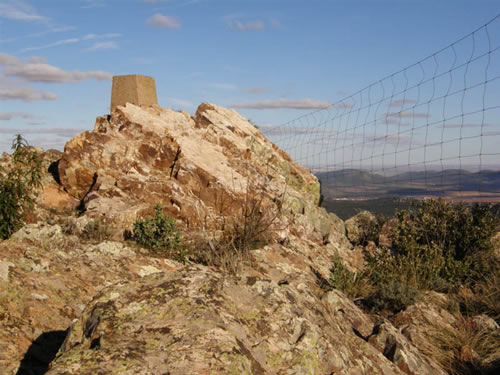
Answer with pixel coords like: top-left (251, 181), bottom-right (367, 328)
top-left (110, 74), bottom-right (158, 112)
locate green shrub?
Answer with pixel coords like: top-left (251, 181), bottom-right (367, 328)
top-left (390, 199), bottom-right (498, 289)
top-left (332, 199), bottom-right (499, 314)
top-left (329, 254), bottom-right (371, 299)
top-left (0, 135), bottom-right (42, 240)
top-left (133, 203), bottom-right (182, 255)
top-left (364, 279), bottom-right (420, 313)
top-left (357, 212), bottom-right (385, 246)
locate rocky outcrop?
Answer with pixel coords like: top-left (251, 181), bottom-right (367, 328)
top-left (0, 225), bottom-right (182, 374)
top-left (0, 102), bottom-right (464, 374)
top-left (368, 320), bottom-right (446, 375)
top-left (57, 103), bottom-right (320, 234)
top-left (47, 268), bottom-right (402, 375)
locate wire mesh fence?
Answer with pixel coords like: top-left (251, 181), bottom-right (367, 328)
top-left (262, 15), bottom-right (500, 207)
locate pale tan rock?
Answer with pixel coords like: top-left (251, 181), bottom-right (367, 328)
top-left (11, 223), bottom-right (65, 246)
top-left (0, 261), bottom-right (14, 281)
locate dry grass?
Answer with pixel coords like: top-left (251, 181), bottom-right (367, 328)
top-left (190, 177), bottom-right (285, 274)
top-left (451, 256), bottom-right (500, 324)
top-left (425, 313), bottom-right (500, 375)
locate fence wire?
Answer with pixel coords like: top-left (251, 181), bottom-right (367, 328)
top-left (263, 15), bottom-right (500, 204)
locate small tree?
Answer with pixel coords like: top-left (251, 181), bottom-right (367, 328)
top-left (0, 135), bottom-right (42, 239)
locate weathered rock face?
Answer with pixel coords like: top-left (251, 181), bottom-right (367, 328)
top-left (58, 103), bottom-right (320, 234)
top-left (47, 268), bottom-right (402, 375)
top-left (0, 225), bottom-right (182, 375)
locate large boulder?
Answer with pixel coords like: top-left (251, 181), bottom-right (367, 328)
top-left (57, 103), bottom-right (321, 233)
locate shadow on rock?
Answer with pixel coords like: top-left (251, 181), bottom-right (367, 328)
top-left (16, 330), bottom-right (68, 375)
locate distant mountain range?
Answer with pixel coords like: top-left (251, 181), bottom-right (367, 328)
top-left (316, 169), bottom-right (500, 201)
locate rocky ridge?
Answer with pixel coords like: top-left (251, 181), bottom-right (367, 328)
top-left (0, 102), bottom-right (464, 374)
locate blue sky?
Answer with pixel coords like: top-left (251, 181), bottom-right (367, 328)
top-left (0, 0), bottom-right (499, 171)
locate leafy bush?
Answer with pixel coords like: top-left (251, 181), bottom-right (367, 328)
top-left (364, 279), bottom-right (420, 313)
top-left (390, 199), bottom-right (498, 290)
top-left (331, 199), bottom-right (499, 314)
top-left (133, 203), bottom-right (182, 255)
top-left (0, 135), bottom-right (42, 239)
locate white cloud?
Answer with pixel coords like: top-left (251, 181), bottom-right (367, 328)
top-left (0, 53), bottom-right (112, 83)
top-left (386, 111), bottom-right (430, 118)
top-left (229, 20), bottom-right (265, 32)
top-left (0, 112), bottom-right (34, 120)
top-left (82, 33), bottom-right (121, 40)
top-left (20, 38), bottom-right (80, 52)
top-left (0, 1), bottom-right (48, 22)
top-left (0, 127), bottom-right (84, 137)
top-left (86, 41), bottom-right (119, 51)
top-left (0, 53), bottom-right (20, 65)
top-left (0, 26), bottom-right (76, 44)
top-left (0, 87), bottom-right (57, 102)
top-left (27, 56), bottom-right (48, 63)
top-left (147, 13), bottom-right (180, 29)
top-left (4, 63), bottom-right (111, 83)
top-left (0, 135), bottom-right (68, 152)
top-left (20, 33), bottom-right (121, 52)
top-left (440, 123), bottom-right (491, 129)
top-left (390, 99), bottom-right (417, 107)
top-left (259, 125), bottom-right (329, 137)
top-left (231, 98), bottom-right (332, 110)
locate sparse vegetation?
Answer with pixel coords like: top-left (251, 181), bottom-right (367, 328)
top-left (81, 219), bottom-right (112, 242)
top-left (191, 179), bottom-right (284, 273)
top-left (329, 254), bottom-right (371, 299)
top-left (0, 135), bottom-right (42, 240)
top-left (133, 203), bottom-right (182, 256)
